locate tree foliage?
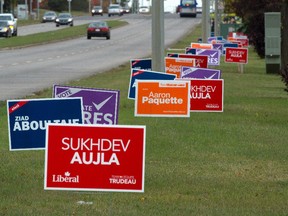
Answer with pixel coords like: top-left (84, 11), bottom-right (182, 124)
top-left (228, 0), bottom-right (288, 90)
top-left (228, 0), bottom-right (281, 58)
top-left (48, 0), bottom-right (67, 12)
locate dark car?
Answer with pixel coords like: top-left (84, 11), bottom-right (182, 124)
top-left (55, 13), bottom-right (73, 27)
top-left (87, 21), bottom-right (110, 40)
top-left (42, 11), bottom-right (57, 23)
top-left (91, 6), bottom-right (103, 16)
top-left (0, 20), bottom-right (12, 38)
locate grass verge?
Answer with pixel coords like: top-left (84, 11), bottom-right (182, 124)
top-left (0, 24), bottom-right (287, 215)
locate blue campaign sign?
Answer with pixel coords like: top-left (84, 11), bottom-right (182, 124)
top-left (167, 53), bottom-right (179, 57)
top-left (130, 58), bottom-right (152, 71)
top-left (128, 69), bottom-right (176, 99)
top-left (185, 47), bottom-right (196, 55)
top-left (7, 98), bottom-right (83, 150)
top-left (223, 43), bottom-right (238, 54)
top-left (181, 66), bottom-right (221, 79)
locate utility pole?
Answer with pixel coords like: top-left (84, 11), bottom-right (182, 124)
top-left (152, 0), bottom-right (164, 72)
top-left (202, 0), bottom-right (210, 42)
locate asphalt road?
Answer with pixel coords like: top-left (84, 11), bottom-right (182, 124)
top-left (0, 13), bottom-right (201, 101)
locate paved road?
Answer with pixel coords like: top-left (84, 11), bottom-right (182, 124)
top-left (0, 14), bottom-right (201, 101)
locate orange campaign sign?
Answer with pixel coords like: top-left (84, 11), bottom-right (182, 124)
top-left (165, 57), bottom-right (195, 78)
top-left (135, 80), bottom-right (190, 117)
top-left (191, 43), bottom-right (213, 49)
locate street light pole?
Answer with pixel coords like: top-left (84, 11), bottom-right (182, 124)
top-left (202, 0), bottom-right (210, 42)
top-left (152, 0), bottom-right (164, 72)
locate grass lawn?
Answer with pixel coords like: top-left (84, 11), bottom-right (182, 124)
top-left (0, 24), bottom-right (287, 215)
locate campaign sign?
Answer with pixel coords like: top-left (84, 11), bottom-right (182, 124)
top-left (128, 69), bottom-right (176, 99)
top-left (212, 43), bottom-right (223, 55)
top-left (44, 124), bottom-right (146, 192)
top-left (167, 53), bottom-right (179, 58)
top-left (223, 43), bottom-right (238, 55)
top-left (208, 36), bottom-right (223, 43)
top-left (178, 54), bottom-right (208, 68)
top-left (135, 80), bottom-right (190, 117)
top-left (167, 54), bottom-right (208, 68)
top-left (185, 47), bottom-right (196, 55)
top-left (225, 48), bottom-right (248, 64)
top-left (181, 66), bottom-right (221, 79)
top-left (165, 57), bottom-right (195, 78)
top-left (189, 79), bottom-right (224, 112)
top-left (191, 43), bottom-right (213, 49)
top-left (7, 98), bottom-right (83, 150)
top-left (130, 58), bottom-right (152, 71)
top-left (195, 49), bottom-right (221, 66)
top-left (53, 85), bottom-right (120, 125)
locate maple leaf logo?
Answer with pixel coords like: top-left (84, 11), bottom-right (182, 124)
top-left (65, 172), bottom-right (70, 177)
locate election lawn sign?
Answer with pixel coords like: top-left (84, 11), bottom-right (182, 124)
top-left (135, 80), bottom-right (190, 117)
top-left (44, 124), bottom-right (146, 192)
top-left (130, 58), bottom-right (152, 71)
top-left (128, 69), bottom-right (176, 99)
top-left (225, 47), bottom-right (248, 64)
top-left (165, 57), bottom-right (195, 78)
top-left (7, 98), bottom-right (83, 150)
top-left (168, 53), bottom-right (208, 68)
top-left (181, 67), bottom-right (221, 79)
top-left (53, 85), bottom-right (120, 125)
top-left (195, 49), bottom-right (221, 66)
top-left (188, 79), bottom-right (224, 112)
top-left (191, 43), bottom-right (213, 49)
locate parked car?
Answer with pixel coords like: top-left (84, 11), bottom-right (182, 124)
top-left (123, 6), bottom-right (131, 13)
top-left (108, 4), bottom-right (123, 17)
top-left (91, 6), bottom-right (103, 16)
top-left (138, 6), bottom-right (150, 14)
top-left (42, 11), bottom-right (57, 23)
top-left (87, 21), bottom-right (110, 40)
top-left (0, 13), bottom-right (17, 36)
top-left (55, 13), bottom-right (73, 27)
top-left (0, 20), bottom-right (12, 38)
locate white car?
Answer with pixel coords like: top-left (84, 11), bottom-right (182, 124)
top-left (108, 4), bottom-right (123, 17)
top-left (0, 13), bottom-right (17, 36)
top-left (139, 6), bottom-right (150, 14)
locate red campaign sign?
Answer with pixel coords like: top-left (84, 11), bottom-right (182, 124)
top-left (178, 54), bottom-right (208, 68)
top-left (44, 124), bottom-right (146, 192)
top-left (189, 79), bottom-right (224, 112)
top-left (225, 47), bottom-right (248, 64)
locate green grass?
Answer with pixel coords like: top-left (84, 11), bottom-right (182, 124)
top-left (0, 24), bottom-right (288, 215)
top-left (0, 20), bottom-right (127, 49)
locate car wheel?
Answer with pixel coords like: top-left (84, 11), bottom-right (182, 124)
top-left (106, 36), bottom-right (110, 40)
top-left (108, 14), bottom-right (111, 17)
top-left (12, 30), bottom-right (17, 36)
top-left (87, 35), bottom-right (91, 40)
top-left (56, 24), bottom-right (59, 27)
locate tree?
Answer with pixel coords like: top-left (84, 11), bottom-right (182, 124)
top-left (281, 0), bottom-right (288, 90)
top-left (48, 0), bottom-right (67, 12)
top-left (226, 0), bottom-right (288, 90)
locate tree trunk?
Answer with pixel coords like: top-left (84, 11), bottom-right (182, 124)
top-left (281, 0), bottom-right (288, 90)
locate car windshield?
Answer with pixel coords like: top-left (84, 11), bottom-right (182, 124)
top-left (94, 6), bottom-right (102, 9)
top-left (0, 16), bottom-right (11, 21)
top-left (59, 14), bottom-right (71, 18)
top-left (182, 0), bottom-right (196, 5)
top-left (45, 12), bottom-right (55, 16)
top-left (109, 6), bottom-right (119, 9)
top-left (89, 22), bottom-right (107, 28)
